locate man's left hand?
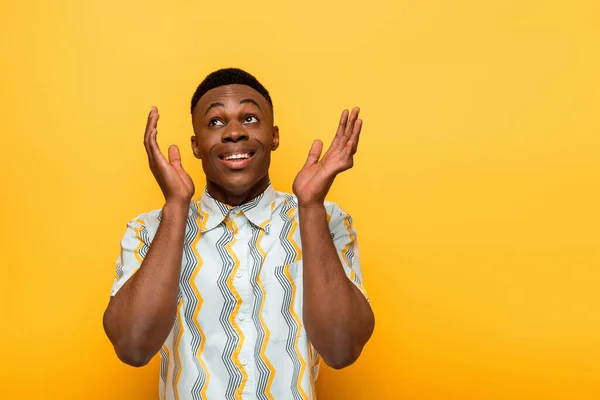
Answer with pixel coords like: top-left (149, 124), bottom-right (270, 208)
top-left (292, 107), bottom-right (362, 207)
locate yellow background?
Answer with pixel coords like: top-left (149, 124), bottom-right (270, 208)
top-left (1, 0), bottom-right (599, 398)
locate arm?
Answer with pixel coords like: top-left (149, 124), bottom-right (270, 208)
top-left (293, 108), bottom-right (375, 369)
top-left (299, 204), bottom-right (373, 369)
top-left (103, 107), bottom-right (195, 367)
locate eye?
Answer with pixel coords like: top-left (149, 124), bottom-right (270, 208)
top-left (209, 118), bottom-right (225, 127)
top-left (243, 115), bottom-right (258, 124)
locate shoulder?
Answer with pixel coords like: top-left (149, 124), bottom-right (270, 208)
top-left (323, 200), bottom-right (350, 221)
top-left (124, 208), bottom-right (163, 233)
top-left (273, 190), bottom-right (297, 203)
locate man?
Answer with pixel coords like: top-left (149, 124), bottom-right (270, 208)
top-left (103, 68), bottom-right (374, 399)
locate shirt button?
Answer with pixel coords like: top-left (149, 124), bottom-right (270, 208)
top-left (236, 271), bottom-right (243, 278)
top-left (238, 313), bottom-right (245, 321)
top-left (241, 358), bottom-right (248, 366)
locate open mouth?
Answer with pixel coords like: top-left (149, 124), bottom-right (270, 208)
top-left (218, 152), bottom-right (256, 169)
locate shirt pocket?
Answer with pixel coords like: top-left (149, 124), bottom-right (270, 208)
top-left (261, 260), bottom-right (306, 343)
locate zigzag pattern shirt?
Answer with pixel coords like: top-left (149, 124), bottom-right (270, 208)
top-left (111, 184), bottom-right (368, 400)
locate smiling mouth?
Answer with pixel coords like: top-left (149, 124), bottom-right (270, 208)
top-left (218, 152), bottom-right (256, 169)
top-left (219, 152), bottom-right (255, 161)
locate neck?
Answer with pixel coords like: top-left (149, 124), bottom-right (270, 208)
top-left (206, 176), bottom-right (270, 206)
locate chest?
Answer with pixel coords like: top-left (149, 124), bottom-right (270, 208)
top-left (178, 214), bottom-right (305, 308)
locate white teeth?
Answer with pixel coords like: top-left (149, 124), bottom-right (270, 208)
top-left (224, 153), bottom-right (250, 161)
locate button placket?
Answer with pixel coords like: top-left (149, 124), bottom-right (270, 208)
top-left (234, 212), bottom-right (254, 377)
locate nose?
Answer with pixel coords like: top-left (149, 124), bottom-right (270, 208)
top-left (222, 121), bottom-right (248, 143)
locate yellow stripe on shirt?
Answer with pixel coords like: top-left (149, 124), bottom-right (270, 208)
top-left (340, 215), bottom-right (355, 267)
top-left (286, 204), bottom-right (302, 263)
top-left (173, 299), bottom-right (184, 400)
top-left (224, 216), bottom-right (248, 397)
top-left (283, 264), bottom-right (308, 400)
top-left (256, 220), bottom-right (276, 400)
top-left (133, 218), bottom-right (145, 264)
top-left (192, 208), bottom-right (210, 398)
top-left (284, 204), bottom-right (307, 399)
top-left (161, 344), bottom-right (170, 400)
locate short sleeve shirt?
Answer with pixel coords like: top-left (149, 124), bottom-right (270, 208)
top-left (111, 184), bottom-right (368, 400)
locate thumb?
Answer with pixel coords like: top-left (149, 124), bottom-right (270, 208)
top-left (303, 140), bottom-right (323, 168)
top-left (168, 145), bottom-right (184, 171)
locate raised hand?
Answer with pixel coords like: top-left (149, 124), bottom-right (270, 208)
top-left (292, 107), bottom-right (362, 207)
top-left (144, 106), bottom-right (195, 207)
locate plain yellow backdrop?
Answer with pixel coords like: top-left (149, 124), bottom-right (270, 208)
top-left (1, 0), bottom-right (599, 399)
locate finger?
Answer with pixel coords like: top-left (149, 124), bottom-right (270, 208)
top-left (329, 109), bottom-right (349, 150)
top-left (342, 140), bottom-right (355, 164)
top-left (148, 127), bottom-right (168, 166)
top-left (324, 109), bottom-right (348, 159)
top-left (144, 107), bottom-right (159, 160)
top-left (344, 107), bottom-right (360, 137)
top-left (168, 145), bottom-right (184, 171)
top-left (144, 106), bottom-right (159, 142)
top-left (303, 140), bottom-right (323, 168)
top-left (348, 118), bottom-right (362, 154)
top-left (338, 107), bottom-right (360, 150)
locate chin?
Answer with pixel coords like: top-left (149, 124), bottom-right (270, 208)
top-left (214, 173), bottom-right (266, 193)
top-left (223, 179), bottom-right (254, 194)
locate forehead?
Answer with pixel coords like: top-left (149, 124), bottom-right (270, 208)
top-left (196, 84), bottom-right (269, 110)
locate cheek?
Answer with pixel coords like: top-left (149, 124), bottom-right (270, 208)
top-left (259, 149), bottom-right (273, 168)
top-left (198, 138), bottom-right (217, 158)
top-left (203, 149), bottom-right (217, 164)
top-left (201, 156), bottom-right (219, 177)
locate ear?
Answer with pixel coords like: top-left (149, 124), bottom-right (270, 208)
top-left (272, 126), bottom-right (280, 151)
top-left (191, 135), bottom-right (201, 159)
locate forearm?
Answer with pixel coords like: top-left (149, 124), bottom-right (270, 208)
top-left (103, 202), bottom-right (188, 366)
top-left (299, 205), bottom-right (374, 369)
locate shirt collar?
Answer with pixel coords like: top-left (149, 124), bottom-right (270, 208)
top-left (196, 183), bottom-right (277, 233)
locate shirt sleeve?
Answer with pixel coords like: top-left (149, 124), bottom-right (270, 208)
top-left (327, 203), bottom-right (369, 300)
top-left (110, 216), bottom-right (153, 297)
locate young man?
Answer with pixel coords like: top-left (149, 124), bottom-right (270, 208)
top-left (103, 68), bottom-right (374, 399)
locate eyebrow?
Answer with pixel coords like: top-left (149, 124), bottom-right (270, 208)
top-left (204, 98), bottom-right (262, 115)
top-left (240, 98), bottom-right (262, 110)
top-left (204, 102), bottom-right (224, 115)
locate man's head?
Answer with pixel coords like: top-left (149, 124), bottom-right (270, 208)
top-left (190, 68), bottom-right (279, 204)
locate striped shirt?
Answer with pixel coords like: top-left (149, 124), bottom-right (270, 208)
top-left (111, 184), bottom-right (368, 400)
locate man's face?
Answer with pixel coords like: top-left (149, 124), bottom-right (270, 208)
top-left (191, 84), bottom-right (279, 196)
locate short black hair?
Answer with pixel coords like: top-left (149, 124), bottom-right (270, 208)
top-left (190, 68), bottom-right (273, 114)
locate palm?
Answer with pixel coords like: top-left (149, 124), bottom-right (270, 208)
top-left (293, 108), bottom-right (362, 206)
top-left (177, 168), bottom-right (195, 196)
top-left (144, 107), bottom-right (195, 203)
top-left (158, 151), bottom-right (195, 199)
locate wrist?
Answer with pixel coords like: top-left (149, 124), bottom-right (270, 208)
top-left (162, 201), bottom-right (190, 219)
top-left (298, 202), bottom-right (327, 215)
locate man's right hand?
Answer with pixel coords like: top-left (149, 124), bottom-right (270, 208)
top-left (144, 106), bottom-right (195, 207)
top-left (103, 106), bottom-right (194, 367)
